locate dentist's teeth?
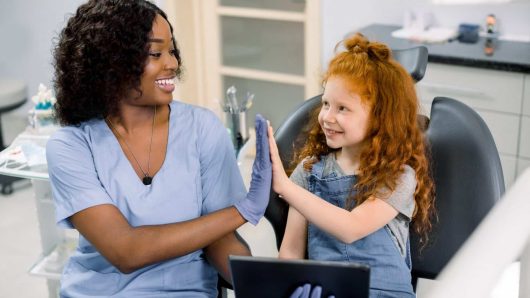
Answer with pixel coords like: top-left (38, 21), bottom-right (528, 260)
top-left (155, 78), bottom-right (175, 86)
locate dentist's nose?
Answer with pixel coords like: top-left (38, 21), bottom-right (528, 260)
top-left (165, 54), bottom-right (178, 72)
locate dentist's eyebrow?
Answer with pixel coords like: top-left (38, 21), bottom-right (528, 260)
top-left (148, 38), bottom-right (174, 43)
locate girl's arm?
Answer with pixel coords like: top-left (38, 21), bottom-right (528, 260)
top-left (278, 206), bottom-right (308, 259)
top-left (268, 125), bottom-right (399, 244)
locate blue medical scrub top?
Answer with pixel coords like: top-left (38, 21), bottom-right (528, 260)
top-left (46, 101), bottom-right (247, 297)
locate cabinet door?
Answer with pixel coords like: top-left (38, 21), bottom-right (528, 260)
top-left (523, 75), bottom-right (530, 116)
top-left (520, 116), bottom-right (530, 159)
top-left (500, 155), bottom-right (517, 188)
top-left (220, 0), bottom-right (305, 11)
top-left (477, 110), bottom-right (519, 156)
top-left (417, 63), bottom-right (524, 114)
top-left (202, 0), bottom-right (321, 127)
top-left (517, 158), bottom-right (530, 177)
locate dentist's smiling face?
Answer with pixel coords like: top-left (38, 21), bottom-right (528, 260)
top-left (136, 14), bottom-right (179, 105)
top-left (318, 76), bottom-right (372, 152)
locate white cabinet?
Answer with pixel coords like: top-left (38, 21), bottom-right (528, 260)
top-left (518, 77), bottom-right (530, 177)
top-left (523, 76), bottom-right (530, 116)
top-left (517, 158), bottom-right (530, 176)
top-left (417, 63), bottom-right (524, 114)
top-left (184, 0), bottom-right (321, 128)
top-left (416, 63), bottom-right (527, 187)
top-left (500, 155), bottom-right (517, 190)
top-left (475, 110), bottom-right (519, 156)
top-left (520, 116), bottom-right (530, 159)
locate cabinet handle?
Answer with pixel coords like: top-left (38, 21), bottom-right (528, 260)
top-left (421, 82), bottom-right (488, 99)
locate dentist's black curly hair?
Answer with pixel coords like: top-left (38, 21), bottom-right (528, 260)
top-left (53, 0), bottom-right (182, 126)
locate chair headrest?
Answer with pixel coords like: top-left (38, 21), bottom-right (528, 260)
top-left (392, 46), bottom-right (428, 82)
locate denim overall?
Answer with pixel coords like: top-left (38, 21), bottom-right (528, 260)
top-left (307, 159), bottom-right (415, 298)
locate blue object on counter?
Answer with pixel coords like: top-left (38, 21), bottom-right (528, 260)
top-left (458, 24), bottom-right (480, 43)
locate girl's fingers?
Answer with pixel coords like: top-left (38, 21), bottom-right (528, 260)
top-left (267, 128), bottom-right (282, 166)
top-left (267, 125), bottom-right (275, 153)
top-left (267, 125), bottom-right (280, 157)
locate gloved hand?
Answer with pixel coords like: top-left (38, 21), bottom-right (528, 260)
top-left (289, 284), bottom-right (335, 298)
top-left (234, 114), bottom-right (272, 225)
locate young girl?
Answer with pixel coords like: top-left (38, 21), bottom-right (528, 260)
top-left (268, 33), bottom-right (434, 298)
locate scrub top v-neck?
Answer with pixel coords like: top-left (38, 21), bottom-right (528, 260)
top-left (47, 100), bottom-right (247, 297)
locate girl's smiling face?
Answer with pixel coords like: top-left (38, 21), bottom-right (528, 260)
top-left (318, 76), bottom-right (372, 153)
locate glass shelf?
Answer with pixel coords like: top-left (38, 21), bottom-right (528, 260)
top-left (29, 235), bottom-right (77, 280)
top-left (221, 17), bottom-right (304, 76)
top-left (220, 0), bottom-right (305, 12)
top-left (0, 131), bottom-right (54, 181)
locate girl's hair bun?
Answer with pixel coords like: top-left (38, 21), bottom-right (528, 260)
top-left (343, 33), bottom-right (391, 61)
top-left (344, 33), bottom-right (369, 54)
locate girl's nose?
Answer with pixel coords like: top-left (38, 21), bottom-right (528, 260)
top-left (322, 109), bottom-right (336, 123)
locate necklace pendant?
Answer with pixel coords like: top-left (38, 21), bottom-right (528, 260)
top-left (142, 176), bottom-right (153, 185)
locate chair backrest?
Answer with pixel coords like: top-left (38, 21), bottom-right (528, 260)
top-left (411, 97), bottom-right (504, 281)
top-left (265, 94), bottom-right (321, 249)
top-left (265, 46), bottom-right (429, 249)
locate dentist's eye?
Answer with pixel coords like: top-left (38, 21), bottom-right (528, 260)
top-left (149, 52), bottom-right (162, 58)
top-left (170, 49), bottom-right (178, 56)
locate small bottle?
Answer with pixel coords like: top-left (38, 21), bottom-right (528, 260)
top-left (486, 14), bottom-right (496, 35)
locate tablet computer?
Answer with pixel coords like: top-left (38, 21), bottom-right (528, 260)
top-left (229, 255), bottom-right (370, 298)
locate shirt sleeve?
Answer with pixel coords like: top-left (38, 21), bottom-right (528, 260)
top-left (289, 159), bottom-right (310, 190)
top-left (198, 110), bottom-right (247, 215)
top-left (383, 165), bottom-right (416, 220)
top-left (46, 129), bottom-right (115, 228)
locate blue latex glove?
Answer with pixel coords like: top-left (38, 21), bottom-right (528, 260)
top-left (290, 284), bottom-right (335, 298)
top-left (234, 114), bottom-right (272, 225)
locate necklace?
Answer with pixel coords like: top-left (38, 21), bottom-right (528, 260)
top-left (107, 105), bottom-right (157, 185)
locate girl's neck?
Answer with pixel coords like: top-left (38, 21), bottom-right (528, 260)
top-left (335, 147), bottom-right (361, 175)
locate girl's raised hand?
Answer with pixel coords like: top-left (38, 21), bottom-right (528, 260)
top-left (267, 124), bottom-right (291, 196)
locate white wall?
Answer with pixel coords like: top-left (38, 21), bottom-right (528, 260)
top-left (321, 0), bottom-right (530, 65)
top-left (0, 0), bottom-right (85, 113)
top-left (2, 0), bottom-right (529, 111)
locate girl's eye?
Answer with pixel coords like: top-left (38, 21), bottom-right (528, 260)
top-left (149, 52), bottom-right (162, 58)
top-left (338, 106), bottom-right (346, 111)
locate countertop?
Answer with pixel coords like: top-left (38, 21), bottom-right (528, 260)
top-left (356, 24), bottom-right (530, 74)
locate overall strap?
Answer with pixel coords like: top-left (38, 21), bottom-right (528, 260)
top-left (309, 157), bottom-right (326, 178)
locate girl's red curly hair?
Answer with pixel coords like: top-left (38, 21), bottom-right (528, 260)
top-left (292, 33), bottom-right (435, 244)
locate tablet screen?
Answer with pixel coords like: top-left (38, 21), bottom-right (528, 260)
top-left (229, 255), bottom-right (370, 298)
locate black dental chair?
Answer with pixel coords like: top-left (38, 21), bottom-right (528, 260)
top-left (409, 97), bottom-right (504, 287)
